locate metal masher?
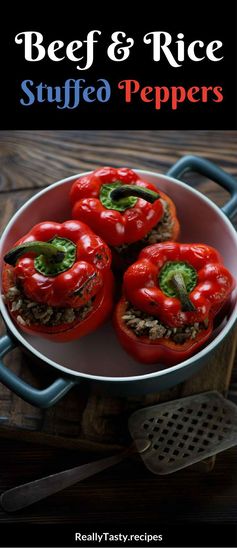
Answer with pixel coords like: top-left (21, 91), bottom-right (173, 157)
top-left (2, 391), bottom-right (237, 512)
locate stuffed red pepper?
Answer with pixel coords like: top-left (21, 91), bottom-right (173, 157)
top-left (70, 167), bottom-right (180, 267)
top-left (114, 242), bottom-right (235, 365)
top-left (3, 220), bottom-right (114, 342)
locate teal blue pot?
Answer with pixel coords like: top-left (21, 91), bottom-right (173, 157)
top-left (0, 156), bottom-right (237, 408)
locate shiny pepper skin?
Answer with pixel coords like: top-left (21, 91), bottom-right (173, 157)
top-left (123, 242), bottom-right (235, 328)
top-left (3, 220), bottom-right (114, 341)
top-left (70, 167), bottom-right (178, 247)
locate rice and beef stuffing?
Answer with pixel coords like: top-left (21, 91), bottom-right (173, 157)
top-left (5, 285), bottom-right (93, 327)
top-left (143, 199), bottom-right (174, 244)
top-left (114, 199), bottom-right (174, 259)
top-left (122, 301), bottom-right (207, 344)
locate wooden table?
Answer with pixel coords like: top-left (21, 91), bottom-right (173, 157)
top-left (0, 130), bottom-right (237, 526)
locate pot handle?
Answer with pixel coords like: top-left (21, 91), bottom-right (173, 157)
top-left (0, 333), bottom-right (76, 408)
top-left (167, 155), bottom-right (237, 219)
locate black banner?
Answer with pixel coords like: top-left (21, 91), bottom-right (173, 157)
top-left (0, 523), bottom-right (236, 547)
top-left (0, 3), bottom-right (236, 129)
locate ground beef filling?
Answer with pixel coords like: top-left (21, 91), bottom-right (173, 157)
top-left (114, 200), bottom-right (174, 260)
top-left (5, 285), bottom-right (94, 327)
top-left (143, 199), bottom-right (174, 245)
top-left (122, 302), bottom-right (207, 344)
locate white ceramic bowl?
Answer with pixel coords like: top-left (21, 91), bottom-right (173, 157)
top-left (0, 156), bottom-right (237, 407)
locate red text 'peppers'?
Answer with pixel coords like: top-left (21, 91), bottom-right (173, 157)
top-left (3, 220), bottom-right (114, 342)
top-left (70, 167), bottom-right (180, 248)
top-left (114, 242), bottom-right (235, 365)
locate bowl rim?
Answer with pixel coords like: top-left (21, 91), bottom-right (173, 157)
top-left (0, 168), bottom-right (237, 382)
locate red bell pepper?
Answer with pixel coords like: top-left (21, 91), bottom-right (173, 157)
top-left (3, 220), bottom-right (114, 342)
top-left (114, 296), bottom-right (213, 365)
top-left (114, 242), bottom-right (235, 365)
top-left (70, 167), bottom-right (180, 247)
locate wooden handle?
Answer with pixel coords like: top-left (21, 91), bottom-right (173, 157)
top-left (0, 452), bottom-right (127, 512)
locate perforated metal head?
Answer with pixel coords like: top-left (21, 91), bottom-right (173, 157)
top-left (128, 391), bottom-right (237, 475)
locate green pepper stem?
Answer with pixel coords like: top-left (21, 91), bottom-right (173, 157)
top-left (4, 241), bottom-right (65, 267)
top-left (171, 272), bottom-right (196, 312)
top-left (110, 184), bottom-right (160, 204)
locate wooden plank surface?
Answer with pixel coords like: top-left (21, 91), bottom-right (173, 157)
top-left (0, 130), bottom-right (236, 524)
top-left (0, 130), bottom-right (237, 191)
